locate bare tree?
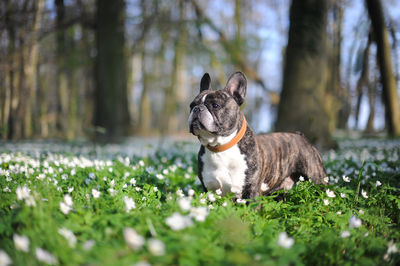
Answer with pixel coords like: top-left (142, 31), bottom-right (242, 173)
top-left (94, 0), bottom-right (130, 140)
top-left (366, 0), bottom-right (400, 136)
top-left (275, 0), bottom-right (335, 149)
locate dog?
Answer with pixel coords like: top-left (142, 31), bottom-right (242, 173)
top-left (188, 72), bottom-right (327, 199)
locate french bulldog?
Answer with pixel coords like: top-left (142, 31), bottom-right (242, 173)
top-left (188, 72), bottom-right (327, 199)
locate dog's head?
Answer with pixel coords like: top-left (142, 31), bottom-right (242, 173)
top-left (188, 72), bottom-right (247, 146)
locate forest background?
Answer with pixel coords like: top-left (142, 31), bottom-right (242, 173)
top-left (1, 0), bottom-right (400, 149)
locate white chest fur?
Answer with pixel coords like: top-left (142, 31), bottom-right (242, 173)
top-left (201, 144), bottom-right (248, 197)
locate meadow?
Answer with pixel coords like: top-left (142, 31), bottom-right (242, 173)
top-left (0, 138), bottom-right (399, 265)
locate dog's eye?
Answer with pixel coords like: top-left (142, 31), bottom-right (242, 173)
top-left (212, 103), bottom-right (220, 109)
top-left (190, 102), bottom-right (195, 110)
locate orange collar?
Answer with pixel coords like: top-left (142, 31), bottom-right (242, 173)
top-left (206, 113), bottom-right (247, 153)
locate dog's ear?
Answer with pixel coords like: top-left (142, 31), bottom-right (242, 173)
top-left (200, 73), bottom-right (211, 92)
top-left (224, 71), bottom-right (247, 106)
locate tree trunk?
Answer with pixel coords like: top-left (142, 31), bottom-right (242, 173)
top-left (14, 32), bottom-right (26, 139)
top-left (331, 0), bottom-right (350, 129)
top-left (24, 0), bottom-right (44, 138)
top-left (365, 72), bottom-right (378, 133)
top-left (275, 0), bottom-right (335, 150)
top-left (161, 0), bottom-right (186, 134)
top-left (94, 0), bottom-right (130, 140)
top-left (4, 0), bottom-right (15, 139)
top-left (138, 50), bottom-right (151, 135)
top-left (234, 0), bottom-right (242, 55)
top-left (355, 32), bottom-right (372, 128)
top-left (55, 0), bottom-right (69, 137)
top-left (366, 0), bottom-right (400, 136)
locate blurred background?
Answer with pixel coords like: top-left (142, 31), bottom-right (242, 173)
top-left (1, 0), bottom-right (400, 149)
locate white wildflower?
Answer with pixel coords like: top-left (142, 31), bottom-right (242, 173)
top-left (110, 179), bottom-right (116, 188)
top-left (323, 199), bottom-right (330, 206)
top-left (361, 189), bottom-right (368, 199)
top-left (261, 183), bottom-right (269, 192)
top-left (122, 184), bottom-right (127, 189)
top-left (340, 193), bottom-right (346, 198)
top-left (60, 202), bottom-right (72, 215)
top-left (376, 180), bottom-right (382, 187)
top-left (188, 166), bottom-right (193, 173)
top-left (91, 189), bottom-right (100, 199)
top-left (64, 195), bottom-right (73, 207)
top-left (323, 177), bottom-right (329, 183)
top-left (341, 231), bottom-right (350, 238)
top-left (156, 174), bottom-right (164, 180)
top-left (24, 195), bottom-right (36, 206)
top-left (16, 185), bottom-right (31, 201)
top-left (277, 232), bottom-right (294, 249)
top-left (387, 240), bottom-right (397, 254)
top-left (299, 176), bottom-right (305, 182)
top-left (215, 189), bottom-right (222, 196)
top-left (199, 198), bottom-right (206, 205)
top-left (3, 186), bottom-right (11, 193)
top-left (0, 250), bottom-right (12, 266)
top-left (35, 247), bottom-right (57, 265)
top-left (349, 215), bottom-right (362, 228)
top-left (58, 228), bottom-right (77, 248)
top-left (189, 206), bottom-right (209, 222)
top-left (147, 238), bottom-right (165, 256)
top-left (176, 189), bottom-right (184, 198)
top-left (188, 189), bottom-right (195, 197)
top-left (207, 193), bottom-right (216, 202)
top-left (342, 175), bottom-right (350, 182)
top-left (236, 199), bottom-right (246, 204)
top-left (336, 211), bottom-right (342, 215)
top-left (129, 178), bottom-right (137, 185)
top-left (123, 228), bottom-right (145, 250)
top-left (123, 196), bottom-right (136, 212)
top-left (359, 209), bottom-right (365, 215)
top-left (153, 187), bottom-right (158, 192)
top-left (222, 202), bottom-right (228, 207)
top-left (108, 188), bottom-right (117, 196)
top-left (326, 189), bottom-right (336, 198)
top-left (13, 234), bottom-right (30, 252)
top-left (67, 187), bottom-right (74, 193)
top-left (83, 240), bottom-right (96, 251)
top-left (135, 261), bottom-right (151, 266)
top-left (178, 197), bottom-right (191, 212)
top-left (166, 212), bottom-right (193, 231)
top-left (384, 241), bottom-right (398, 261)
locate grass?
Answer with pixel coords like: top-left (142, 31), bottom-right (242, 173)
top-left (0, 138), bottom-right (399, 265)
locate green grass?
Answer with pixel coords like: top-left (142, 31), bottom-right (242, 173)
top-left (0, 138), bottom-right (399, 265)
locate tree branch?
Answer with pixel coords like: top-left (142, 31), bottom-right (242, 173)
top-left (188, 0), bottom-right (279, 105)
